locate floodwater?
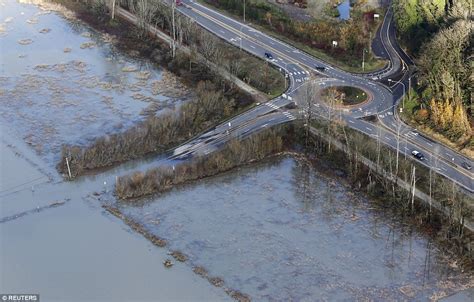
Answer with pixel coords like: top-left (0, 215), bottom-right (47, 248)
top-left (117, 156), bottom-right (473, 301)
top-left (0, 1), bottom-right (226, 301)
top-left (0, 0), bottom-right (472, 301)
top-left (0, 0), bottom-right (190, 167)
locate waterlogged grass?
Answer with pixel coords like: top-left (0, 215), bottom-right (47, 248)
top-left (114, 155), bottom-right (473, 301)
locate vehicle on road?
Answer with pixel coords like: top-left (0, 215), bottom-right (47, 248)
top-left (315, 66), bottom-right (326, 71)
top-left (176, 0), bottom-right (183, 6)
top-left (411, 150), bottom-right (425, 160)
top-left (285, 102), bottom-right (296, 109)
top-left (461, 162), bottom-right (472, 170)
top-left (264, 52), bottom-right (273, 59)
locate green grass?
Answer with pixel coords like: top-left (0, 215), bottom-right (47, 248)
top-left (399, 96), bottom-right (419, 121)
top-left (339, 86), bottom-right (368, 105)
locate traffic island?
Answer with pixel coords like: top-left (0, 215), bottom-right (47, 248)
top-left (321, 86), bottom-right (370, 108)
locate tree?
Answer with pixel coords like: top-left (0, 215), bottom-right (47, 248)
top-left (297, 82), bottom-right (318, 148)
top-left (429, 98), bottom-right (440, 126)
top-left (128, 0), bottom-right (160, 37)
top-left (451, 102), bottom-right (471, 137)
top-left (442, 100), bottom-right (454, 130)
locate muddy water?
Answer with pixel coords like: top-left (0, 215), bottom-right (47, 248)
top-left (0, 0), bottom-right (190, 166)
top-left (117, 157), bottom-right (472, 301)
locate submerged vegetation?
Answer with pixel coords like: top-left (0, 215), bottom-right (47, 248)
top-left (55, 0), bottom-right (285, 177)
top-left (58, 79), bottom-right (240, 177)
top-left (115, 127), bottom-right (288, 199)
top-left (114, 114), bottom-right (473, 261)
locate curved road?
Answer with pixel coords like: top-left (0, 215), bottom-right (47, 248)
top-left (168, 0), bottom-right (473, 192)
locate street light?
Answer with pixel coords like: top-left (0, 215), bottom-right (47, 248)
top-left (243, 0), bottom-right (246, 23)
top-left (362, 48), bottom-right (368, 72)
top-left (388, 79), bottom-right (406, 110)
top-left (239, 25), bottom-right (243, 51)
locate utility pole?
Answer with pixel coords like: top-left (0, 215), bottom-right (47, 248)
top-left (243, 0), bottom-right (246, 23)
top-left (411, 166), bottom-right (416, 212)
top-left (111, 0), bottom-right (116, 20)
top-left (65, 157), bottom-right (72, 179)
top-left (239, 25), bottom-right (243, 51)
top-left (362, 48), bottom-right (367, 72)
top-left (171, 0), bottom-right (176, 58)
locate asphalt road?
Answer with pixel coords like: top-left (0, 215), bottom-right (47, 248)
top-left (169, 0), bottom-right (472, 192)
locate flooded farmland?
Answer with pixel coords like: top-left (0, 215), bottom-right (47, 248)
top-left (0, 0), bottom-right (190, 167)
top-left (0, 0), bottom-right (472, 301)
top-left (114, 156), bottom-right (473, 301)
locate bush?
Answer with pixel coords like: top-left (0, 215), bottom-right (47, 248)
top-left (115, 127), bottom-right (288, 199)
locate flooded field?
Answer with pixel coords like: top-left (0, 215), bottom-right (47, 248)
top-left (1, 0), bottom-right (472, 301)
top-left (0, 181), bottom-right (230, 302)
top-left (116, 156), bottom-right (473, 301)
top-left (0, 0), bottom-right (190, 167)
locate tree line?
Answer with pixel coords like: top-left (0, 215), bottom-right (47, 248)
top-left (204, 0), bottom-right (381, 68)
top-left (55, 0), bottom-right (285, 178)
top-left (394, 0), bottom-right (472, 147)
top-left (115, 127), bottom-right (288, 199)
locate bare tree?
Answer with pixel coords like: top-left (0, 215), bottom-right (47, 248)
top-left (128, 0), bottom-right (160, 37)
top-left (410, 165), bottom-right (416, 212)
top-left (322, 87), bottom-right (338, 152)
top-left (297, 82), bottom-right (318, 148)
top-left (395, 121), bottom-right (403, 178)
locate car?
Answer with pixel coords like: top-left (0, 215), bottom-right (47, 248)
top-left (411, 150), bottom-right (425, 160)
top-left (285, 102), bottom-right (296, 109)
top-left (461, 162), bottom-right (472, 170)
top-left (315, 66), bottom-right (326, 71)
top-left (264, 52), bottom-right (273, 59)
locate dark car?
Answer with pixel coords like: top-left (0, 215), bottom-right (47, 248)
top-left (411, 150), bottom-right (425, 160)
top-left (264, 52), bottom-right (273, 59)
top-left (315, 66), bottom-right (326, 71)
top-left (461, 162), bottom-right (472, 170)
top-left (285, 102), bottom-right (297, 109)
